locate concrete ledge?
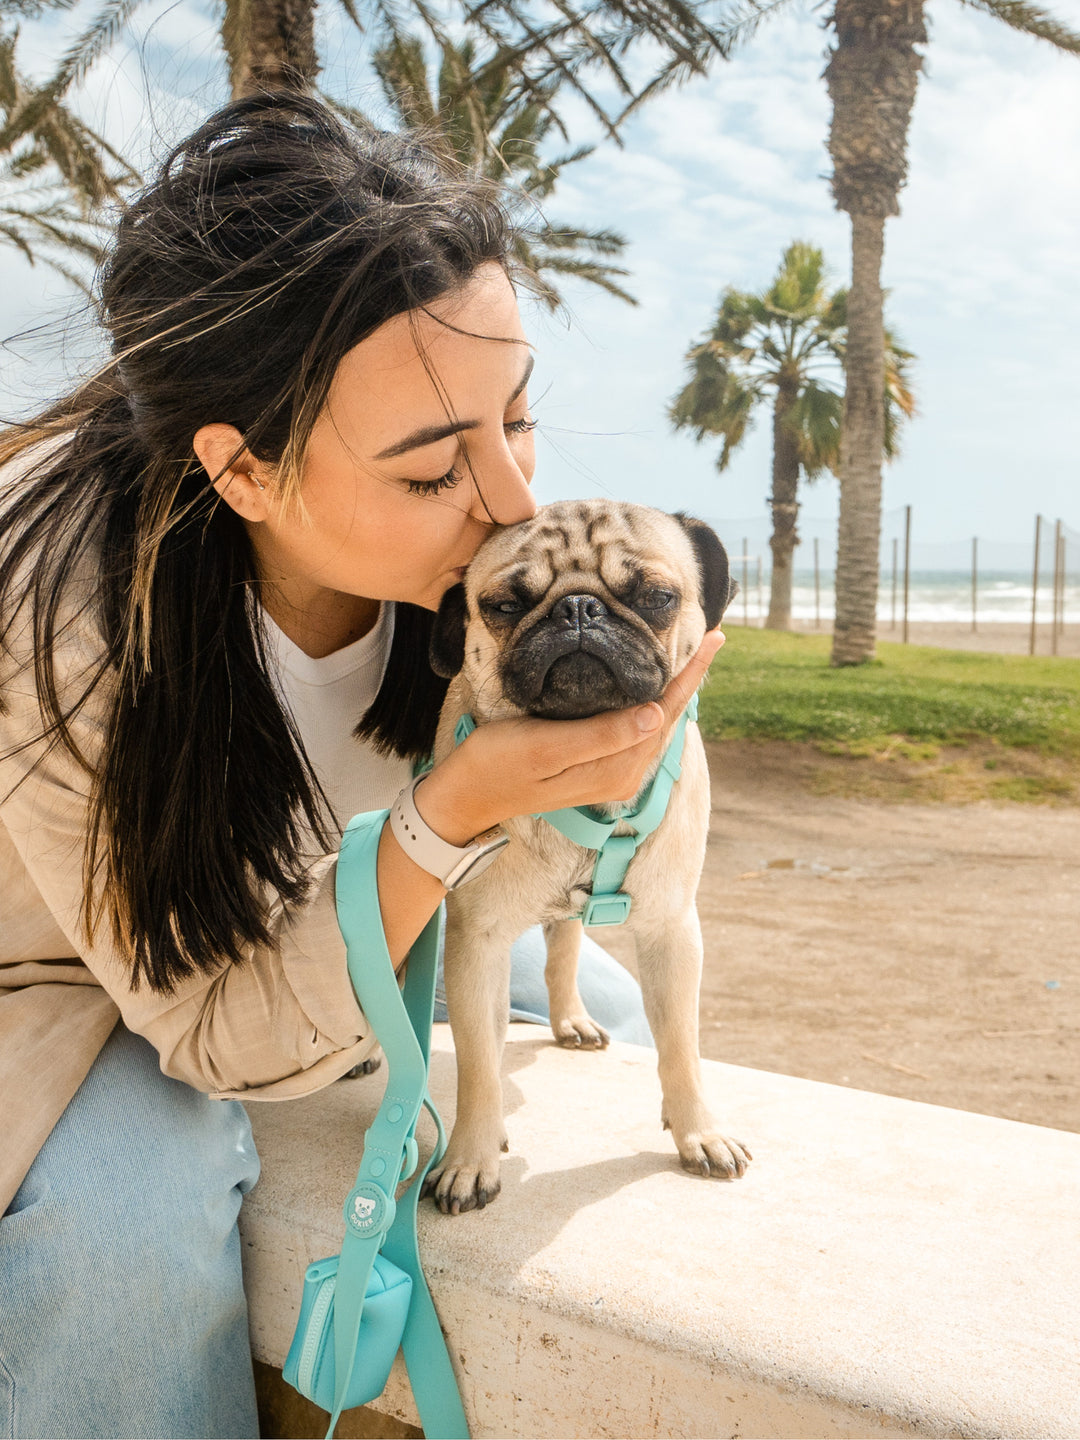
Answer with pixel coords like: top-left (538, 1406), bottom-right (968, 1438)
top-left (240, 1026), bottom-right (1080, 1439)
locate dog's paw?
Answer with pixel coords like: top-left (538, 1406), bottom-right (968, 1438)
top-left (679, 1132), bottom-right (752, 1179)
top-left (341, 1055), bottom-right (382, 1078)
top-left (421, 1138), bottom-right (508, 1216)
top-left (671, 1128), bottom-right (752, 1180)
top-left (551, 1013), bottom-right (610, 1049)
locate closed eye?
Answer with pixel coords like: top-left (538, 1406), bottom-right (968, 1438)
top-left (406, 415), bottom-right (538, 496)
top-left (406, 467), bottom-right (462, 497)
top-left (480, 594), bottom-right (527, 616)
top-left (636, 588), bottom-right (677, 609)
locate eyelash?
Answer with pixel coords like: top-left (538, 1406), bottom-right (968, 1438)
top-left (405, 416), bottom-right (538, 496)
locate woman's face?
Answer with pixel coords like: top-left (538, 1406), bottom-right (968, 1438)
top-left (199, 261), bottom-right (537, 652)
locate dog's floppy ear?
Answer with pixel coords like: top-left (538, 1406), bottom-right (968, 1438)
top-left (671, 512), bottom-right (734, 629)
top-left (429, 582), bottom-right (468, 678)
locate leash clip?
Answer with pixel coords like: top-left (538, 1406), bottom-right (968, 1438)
top-left (582, 892), bottom-right (633, 927)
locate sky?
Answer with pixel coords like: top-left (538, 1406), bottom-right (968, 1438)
top-left (2, 0), bottom-right (1078, 553)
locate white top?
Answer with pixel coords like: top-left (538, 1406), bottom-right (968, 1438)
top-left (260, 601), bottom-right (415, 833)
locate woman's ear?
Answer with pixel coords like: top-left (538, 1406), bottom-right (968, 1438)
top-left (193, 424), bottom-right (273, 521)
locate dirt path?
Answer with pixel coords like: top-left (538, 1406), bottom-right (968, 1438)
top-left (595, 740), bottom-right (1080, 1134)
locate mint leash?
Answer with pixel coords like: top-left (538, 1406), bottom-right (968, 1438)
top-left (329, 811), bottom-right (469, 1439)
top-left (324, 692), bottom-right (700, 1434)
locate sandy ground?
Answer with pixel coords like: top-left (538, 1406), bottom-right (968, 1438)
top-left (787, 618), bottom-right (1080, 657)
top-left (592, 738), bottom-right (1080, 1136)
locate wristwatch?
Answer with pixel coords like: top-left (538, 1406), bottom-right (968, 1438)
top-left (389, 773), bottom-right (509, 890)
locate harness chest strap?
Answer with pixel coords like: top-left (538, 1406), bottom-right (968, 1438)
top-left (452, 691), bottom-right (699, 927)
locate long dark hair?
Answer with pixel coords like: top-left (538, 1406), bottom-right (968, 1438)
top-left (0, 92), bottom-right (518, 993)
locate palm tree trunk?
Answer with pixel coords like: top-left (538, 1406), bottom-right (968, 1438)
top-left (824, 0), bottom-right (926, 666)
top-left (222, 0), bottom-right (319, 99)
top-left (831, 212), bottom-right (886, 662)
top-left (766, 383), bottom-right (801, 630)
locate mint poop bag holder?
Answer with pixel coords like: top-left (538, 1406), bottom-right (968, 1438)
top-left (282, 808), bottom-right (470, 1439)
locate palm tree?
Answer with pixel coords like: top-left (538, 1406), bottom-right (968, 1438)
top-left (669, 241), bottom-right (914, 631)
top-left (817, 0), bottom-right (1080, 663)
top-left (369, 33), bottom-right (635, 310)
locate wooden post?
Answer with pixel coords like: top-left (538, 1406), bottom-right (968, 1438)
top-left (1059, 524), bottom-right (1065, 659)
top-left (1062, 534), bottom-right (1068, 641)
top-left (814, 538), bottom-right (821, 630)
top-left (971, 537), bottom-right (978, 634)
top-left (891, 537), bottom-right (898, 631)
top-left (1029, 515), bottom-right (1042, 657)
top-left (756, 552), bottom-right (763, 626)
top-left (742, 539), bottom-right (749, 628)
top-left (902, 505), bottom-right (912, 645)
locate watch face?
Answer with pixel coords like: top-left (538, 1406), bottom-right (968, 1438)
top-left (445, 833), bottom-right (510, 889)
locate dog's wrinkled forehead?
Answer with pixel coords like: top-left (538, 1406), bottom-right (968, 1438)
top-left (470, 500), bottom-right (695, 602)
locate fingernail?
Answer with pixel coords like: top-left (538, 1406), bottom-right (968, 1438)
top-left (636, 705), bottom-right (662, 732)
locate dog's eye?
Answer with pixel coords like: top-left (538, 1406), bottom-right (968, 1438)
top-left (483, 597), bottom-right (526, 616)
top-left (637, 589), bottom-right (676, 610)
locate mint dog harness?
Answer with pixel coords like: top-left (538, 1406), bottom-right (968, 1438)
top-left (453, 692), bottom-right (698, 927)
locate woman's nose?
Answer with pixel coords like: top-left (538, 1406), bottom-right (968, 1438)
top-left (468, 457), bottom-right (536, 527)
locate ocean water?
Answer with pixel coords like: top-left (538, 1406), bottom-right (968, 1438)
top-left (728, 570), bottom-right (1078, 625)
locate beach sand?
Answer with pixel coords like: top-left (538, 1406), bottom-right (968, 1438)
top-left (785, 617), bottom-right (1080, 657)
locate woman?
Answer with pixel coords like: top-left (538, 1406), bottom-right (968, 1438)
top-left (0, 93), bottom-right (722, 1438)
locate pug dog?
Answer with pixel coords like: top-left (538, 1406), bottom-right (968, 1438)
top-left (422, 499), bottom-right (750, 1214)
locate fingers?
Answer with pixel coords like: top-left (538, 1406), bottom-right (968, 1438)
top-left (513, 698), bottom-right (664, 779)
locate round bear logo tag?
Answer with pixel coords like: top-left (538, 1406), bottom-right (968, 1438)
top-left (344, 1182), bottom-right (391, 1236)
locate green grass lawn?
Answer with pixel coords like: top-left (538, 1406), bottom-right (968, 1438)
top-left (698, 628), bottom-right (1080, 755)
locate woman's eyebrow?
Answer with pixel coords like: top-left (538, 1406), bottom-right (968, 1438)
top-left (374, 353), bottom-right (535, 460)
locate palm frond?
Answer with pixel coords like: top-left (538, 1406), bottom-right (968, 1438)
top-left (0, 0), bottom-right (147, 150)
top-left (952, 0), bottom-right (1080, 52)
top-left (2, 0), bottom-right (83, 18)
top-left (783, 378), bottom-right (843, 477)
top-left (669, 344), bottom-right (764, 457)
top-left (0, 169), bottom-right (106, 288)
top-left (373, 32), bottom-right (441, 131)
top-left (613, 49), bottom-right (713, 127)
top-left (533, 222), bottom-right (626, 255)
top-left (765, 239), bottom-right (826, 319)
top-left (883, 325), bottom-right (917, 459)
top-left (332, 0), bottom-right (367, 34)
top-left (526, 252), bottom-right (637, 306)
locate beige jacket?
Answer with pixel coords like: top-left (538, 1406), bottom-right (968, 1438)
top-left (0, 562), bottom-right (385, 1217)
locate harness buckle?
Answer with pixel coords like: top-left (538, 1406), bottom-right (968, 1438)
top-left (582, 892), bottom-right (633, 927)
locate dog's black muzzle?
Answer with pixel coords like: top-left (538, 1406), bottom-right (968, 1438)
top-left (501, 592), bottom-right (670, 719)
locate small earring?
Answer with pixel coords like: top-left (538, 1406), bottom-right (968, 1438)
top-left (253, 477), bottom-right (266, 492)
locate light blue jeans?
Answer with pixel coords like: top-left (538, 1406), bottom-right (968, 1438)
top-left (0, 1023), bottom-right (262, 1440)
top-left (0, 928), bottom-right (649, 1439)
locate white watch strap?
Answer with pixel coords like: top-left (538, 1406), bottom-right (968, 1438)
top-left (389, 774), bottom-right (507, 888)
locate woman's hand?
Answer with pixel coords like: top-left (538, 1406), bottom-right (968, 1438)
top-left (416, 628), bottom-right (725, 845)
